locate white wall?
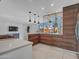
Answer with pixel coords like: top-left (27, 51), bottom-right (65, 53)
top-left (0, 16), bottom-right (39, 40)
top-left (0, 16), bottom-right (27, 40)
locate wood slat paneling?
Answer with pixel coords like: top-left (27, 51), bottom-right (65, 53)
top-left (62, 3), bottom-right (79, 51)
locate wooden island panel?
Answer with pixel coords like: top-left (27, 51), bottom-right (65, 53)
top-left (40, 34), bottom-right (62, 48)
top-left (28, 34), bottom-right (40, 45)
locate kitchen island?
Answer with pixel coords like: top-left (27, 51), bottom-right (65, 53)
top-left (28, 33), bottom-right (62, 46)
top-left (0, 39), bottom-right (32, 59)
top-left (28, 32), bottom-right (76, 51)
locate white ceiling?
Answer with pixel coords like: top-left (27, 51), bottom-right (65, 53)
top-left (0, 0), bottom-right (79, 23)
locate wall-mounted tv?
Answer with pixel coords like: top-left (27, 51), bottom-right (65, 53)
top-left (9, 26), bottom-right (18, 32)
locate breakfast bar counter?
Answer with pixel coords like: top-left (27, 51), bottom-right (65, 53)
top-left (0, 39), bottom-right (32, 59)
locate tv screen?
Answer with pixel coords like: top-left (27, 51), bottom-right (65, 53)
top-left (9, 26), bottom-right (18, 31)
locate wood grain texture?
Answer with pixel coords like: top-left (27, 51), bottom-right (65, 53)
top-left (0, 35), bottom-right (15, 39)
top-left (28, 34), bottom-right (40, 45)
top-left (63, 3), bottom-right (79, 51)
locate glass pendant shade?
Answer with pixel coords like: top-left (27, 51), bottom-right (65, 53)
top-left (29, 19), bottom-right (31, 22)
top-left (28, 12), bottom-right (40, 24)
top-left (34, 20), bottom-right (36, 23)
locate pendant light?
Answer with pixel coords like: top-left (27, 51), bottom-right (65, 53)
top-left (34, 14), bottom-right (36, 23)
top-left (38, 15), bottom-right (40, 24)
top-left (38, 21), bottom-right (40, 24)
top-left (29, 11), bottom-right (32, 22)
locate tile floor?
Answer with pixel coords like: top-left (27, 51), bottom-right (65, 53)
top-left (32, 43), bottom-right (78, 59)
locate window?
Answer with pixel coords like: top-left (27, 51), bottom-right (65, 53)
top-left (39, 12), bottom-right (63, 35)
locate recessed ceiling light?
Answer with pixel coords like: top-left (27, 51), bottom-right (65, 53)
top-left (50, 4), bottom-right (54, 6)
top-left (56, 11), bottom-right (58, 12)
top-left (41, 8), bottom-right (45, 10)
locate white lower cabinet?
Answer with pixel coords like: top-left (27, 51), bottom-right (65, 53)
top-left (0, 45), bottom-right (32, 59)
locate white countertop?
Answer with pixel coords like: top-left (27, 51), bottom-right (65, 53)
top-left (0, 39), bottom-right (32, 55)
top-left (28, 32), bottom-right (63, 35)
